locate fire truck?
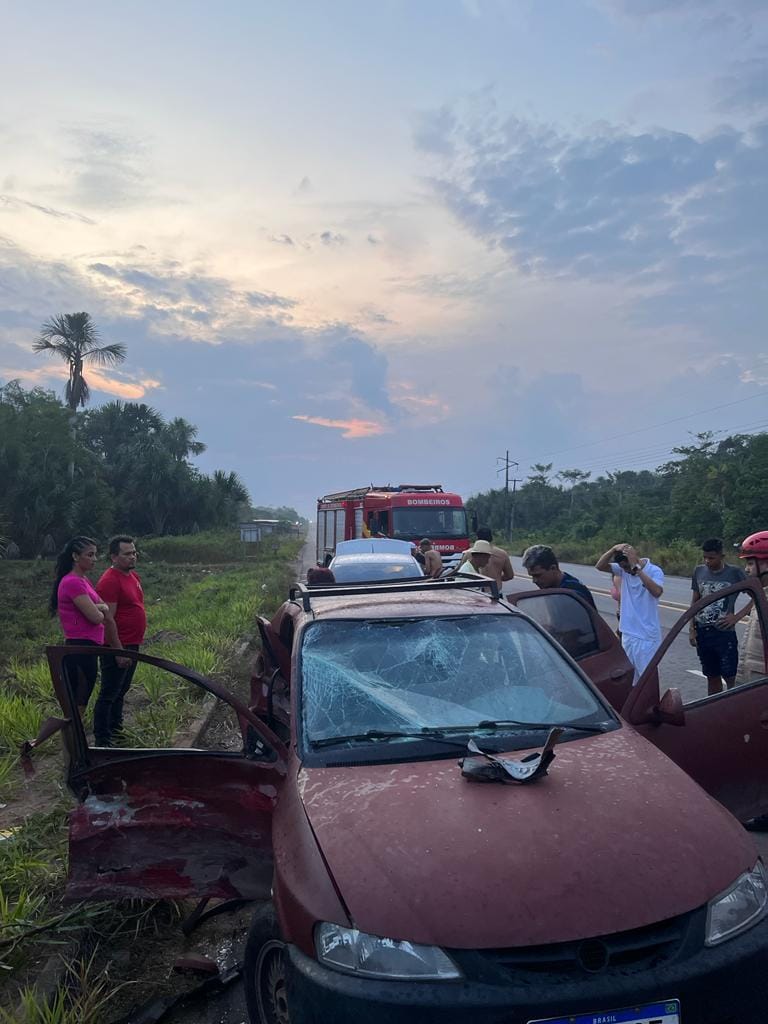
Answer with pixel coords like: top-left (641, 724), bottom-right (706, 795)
top-left (315, 484), bottom-right (470, 567)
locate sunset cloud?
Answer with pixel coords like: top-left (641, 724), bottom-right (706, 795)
top-left (0, 363), bottom-right (162, 402)
top-left (292, 415), bottom-right (388, 439)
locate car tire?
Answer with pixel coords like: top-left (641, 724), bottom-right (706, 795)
top-left (244, 902), bottom-right (292, 1024)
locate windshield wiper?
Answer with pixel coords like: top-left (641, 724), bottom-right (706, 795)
top-left (311, 728), bottom-right (470, 750)
top-left (473, 719), bottom-right (610, 734)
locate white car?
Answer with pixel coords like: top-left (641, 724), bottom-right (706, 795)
top-left (328, 552), bottom-right (424, 583)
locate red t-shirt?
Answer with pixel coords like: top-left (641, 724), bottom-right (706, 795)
top-left (97, 568), bottom-right (147, 644)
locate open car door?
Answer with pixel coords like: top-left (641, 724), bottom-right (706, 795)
top-left (46, 645), bottom-right (288, 903)
top-left (507, 589), bottom-right (634, 711)
top-left (622, 578), bottom-right (768, 822)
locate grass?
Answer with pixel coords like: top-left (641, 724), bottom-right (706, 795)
top-left (138, 527), bottom-right (301, 564)
top-left (0, 531), bottom-right (302, 1016)
top-left (1, 954), bottom-right (130, 1023)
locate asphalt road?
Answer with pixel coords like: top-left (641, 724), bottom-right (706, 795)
top-left (504, 557), bottom-right (755, 705)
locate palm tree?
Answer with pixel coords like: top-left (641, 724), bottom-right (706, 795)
top-left (33, 313), bottom-right (126, 412)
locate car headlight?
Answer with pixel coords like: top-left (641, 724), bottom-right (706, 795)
top-left (315, 922), bottom-right (461, 980)
top-left (706, 860), bottom-right (768, 946)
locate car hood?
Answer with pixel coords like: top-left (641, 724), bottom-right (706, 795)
top-left (299, 727), bottom-right (758, 948)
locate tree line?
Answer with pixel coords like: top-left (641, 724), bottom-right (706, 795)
top-left (0, 381), bottom-right (250, 557)
top-left (467, 431), bottom-right (768, 551)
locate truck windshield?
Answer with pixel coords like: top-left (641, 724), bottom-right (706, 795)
top-left (391, 507), bottom-right (467, 539)
top-left (300, 615), bottom-right (613, 746)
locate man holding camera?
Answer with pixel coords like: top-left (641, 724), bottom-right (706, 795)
top-left (596, 543), bottom-right (664, 682)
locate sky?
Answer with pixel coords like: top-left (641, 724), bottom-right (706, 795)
top-left (1, 0), bottom-right (767, 516)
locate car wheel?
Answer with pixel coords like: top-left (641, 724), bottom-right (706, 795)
top-left (244, 902), bottom-right (292, 1024)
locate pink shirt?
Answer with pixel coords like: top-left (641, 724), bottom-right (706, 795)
top-left (57, 573), bottom-right (105, 643)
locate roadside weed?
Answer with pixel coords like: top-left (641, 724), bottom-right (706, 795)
top-left (0, 954), bottom-right (127, 1023)
top-left (5, 659), bottom-right (52, 701)
top-left (0, 696), bottom-right (44, 753)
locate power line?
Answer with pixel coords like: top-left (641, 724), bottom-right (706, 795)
top-left (521, 389), bottom-right (768, 462)
top-left (535, 419), bottom-right (768, 476)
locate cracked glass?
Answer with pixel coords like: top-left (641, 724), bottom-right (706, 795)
top-left (300, 614), bottom-right (608, 743)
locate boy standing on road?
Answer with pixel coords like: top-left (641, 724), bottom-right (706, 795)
top-left (95, 535), bottom-right (146, 746)
top-left (596, 543), bottom-right (664, 683)
top-left (689, 539), bottom-right (747, 696)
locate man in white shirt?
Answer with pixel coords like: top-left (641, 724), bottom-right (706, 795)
top-left (596, 543), bottom-right (664, 682)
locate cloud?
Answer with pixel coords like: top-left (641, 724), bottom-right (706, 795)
top-left (269, 233), bottom-right (295, 245)
top-left (715, 57), bottom-right (768, 112)
top-left (292, 415), bottom-right (388, 438)
top-left (0, 362), bottom-right (162, 401)
top-left (419, 103), bottom-right (768, 334)
top-left (413, 107), bottom-right (458, 156)
top-left (319, 230), bottom-right (346, 246)
top-left (599, 0), bottom-right (765, 23)
top-left (64, 126), bottom-right (150, 210)
top-left (245, 290), bottom-right (296, 310)
top-left (294, 176), bottom-right (312, 195)
top-left (86, 258), bottom-right (297, 336)
top-left (0, 194), bottom-right (96, 224)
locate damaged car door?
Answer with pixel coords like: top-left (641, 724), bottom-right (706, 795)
top-left (507, 589), bottom-right (634, 710)
top-left (622, 578), bottom-right (768, 822)
top-left (46, 644), bottom-right (288, 903)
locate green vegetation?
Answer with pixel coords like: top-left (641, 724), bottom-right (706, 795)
top-left (0, 381), bottom-right (249, 557)
top-left (0, 533), bottom-right (302, 1017)
top-left (249, 504), bottom-right (306, 524)
top-left (140, 528), bottom-right (261, 564)
top-left (468, 432), bottom-right (768, 574)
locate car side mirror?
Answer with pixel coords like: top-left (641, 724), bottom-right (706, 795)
top-left (654, 688), bottom-right (685, 727)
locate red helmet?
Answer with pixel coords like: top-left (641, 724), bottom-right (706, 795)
top-left (739, 531), bottom-right (768, 559)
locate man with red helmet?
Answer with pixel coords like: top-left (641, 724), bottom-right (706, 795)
top-left (736, 531), bottom-right (768, 831)
top-left (736, 530), bottom-right (768, 684)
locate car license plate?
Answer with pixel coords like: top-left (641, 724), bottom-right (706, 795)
top-left (528, 999), bottom-right (680, 1024)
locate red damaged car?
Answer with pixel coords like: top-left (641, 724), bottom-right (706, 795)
top-left (46, 576), bottom-right (768, 1024)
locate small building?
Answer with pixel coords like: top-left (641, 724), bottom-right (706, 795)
top-left (239, 519), bottom-right (281, 542)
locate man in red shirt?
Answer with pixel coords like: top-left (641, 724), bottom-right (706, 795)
top-left (95, 535), bottom-right (147, 746)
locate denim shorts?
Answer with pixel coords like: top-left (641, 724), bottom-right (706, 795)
top-left (696, 627), bottom-right (739, 678)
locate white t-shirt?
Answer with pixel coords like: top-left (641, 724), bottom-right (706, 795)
top-left (611, 559), bottom-right (664, 641)
top-left (457, 561), bottom-right (486, 577)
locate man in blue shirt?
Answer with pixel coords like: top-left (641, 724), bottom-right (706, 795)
top-left (521, 545), bottom-right (596, 608)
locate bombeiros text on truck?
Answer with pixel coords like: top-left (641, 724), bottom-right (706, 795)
top-left (315, 483), bottom-right (470, 568)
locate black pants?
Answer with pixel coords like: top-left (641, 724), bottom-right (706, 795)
top-left (63, 639), bottom-right (99, 707)
top-left (94, 644), bottom-right (139, 745)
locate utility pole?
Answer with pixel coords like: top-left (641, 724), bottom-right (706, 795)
top-left (496, 451), bottom-right (521, 538)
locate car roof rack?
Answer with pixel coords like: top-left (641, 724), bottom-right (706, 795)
top-left (289, 576), bottom-right (500, 612)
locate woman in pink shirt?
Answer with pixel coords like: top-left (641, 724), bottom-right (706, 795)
top-left (49, 536), bottom-right (119, 715)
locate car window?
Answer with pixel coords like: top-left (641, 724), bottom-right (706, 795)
top-left (513, 593), bottom-right (600, 661)
top-left (330, 559), bottom-right (423, 582)
top-left (299, 614), bottom-right (612, 744)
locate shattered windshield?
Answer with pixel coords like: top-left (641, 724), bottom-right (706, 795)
top-left (300, 614), bottom-right (611, 745)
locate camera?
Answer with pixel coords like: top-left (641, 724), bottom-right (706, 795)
top-left (613, 550), bottom-right (629, 564)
